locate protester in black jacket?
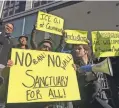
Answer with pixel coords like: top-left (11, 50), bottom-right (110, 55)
top-left (0, 22), bottom-right (14, 108)
top-left (0, 23), bottom-right (14, 74)
top-left (71, 44), bottom-right (98, 108)
top-left (94, 57), bottom-right (119, 108)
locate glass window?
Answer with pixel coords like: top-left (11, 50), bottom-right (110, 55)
top-left (8, 8), bottom-right (14, 16)
top-left (15, 1), bottom-right (26, 13)
top-left (14, 5), bottom-right (20, 13)
top-left (9, 1), bottom-right (15, 8)
top-left (33, 1), bottom-right (40, 8)
top-left (47, 1), bottom-right (54, 3)
top-left (11, 1), bottom-right (15, 4)
top-left (19, 1), bottom-right (26, 12)
top-left (15, 1), bottom-right (20, 5)
top-left (32, 0), bottom-right (55, 8)
top-left (6, 1), bottom-right (10, 7)
top-left (3, 9), bottom-right (8, 18)
top-left (3, 5), bottom-right (7, 10)
top-left (24, 14), bottom-right (37, 35)
top-left (2, 1), bottom-right (26, 18)
top-left (41, 1), bottom-right (47, 5)
top-left (3, 1), bottom-right (10, 9)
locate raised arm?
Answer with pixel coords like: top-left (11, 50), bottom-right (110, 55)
top-left (30, 26), bottom-right (38, 49)
top-left (55, 30), bottom-right (66, 52)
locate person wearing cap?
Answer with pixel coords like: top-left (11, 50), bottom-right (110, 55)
top-left (30, 26), bottom-right (53, 52)
top-left (37, 38), bottom-right (53, 51)
top-left (26, 27), bottom-right (67, 108)
top-left (30, 25), bottom-right (67, 52)
top-left (16, 35), bottom-right (29, 49)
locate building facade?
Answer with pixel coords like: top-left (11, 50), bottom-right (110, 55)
top-left (1, 1), bottom-right (80, 49)
top-left (1, 1), bottom-right (119, 48)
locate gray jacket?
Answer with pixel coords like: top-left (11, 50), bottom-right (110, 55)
top-left (0, 32), bottom-right (13, 66)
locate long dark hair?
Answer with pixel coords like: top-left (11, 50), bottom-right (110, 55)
top-left (81, 44), bottom-right (92, 59)
top-left (72, 44), bottom-right (92, 62)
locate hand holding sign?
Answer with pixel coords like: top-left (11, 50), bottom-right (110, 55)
top-left (7, 49), bottom-right (80, 103)
top-left (7, 60), bottom-right (14, 67)
top-left (36, 11), bottom-right (64, 35)
top-left (64, 30), bottom-right (88, 44)
top-left (92, 31), bottom-right (119, 57)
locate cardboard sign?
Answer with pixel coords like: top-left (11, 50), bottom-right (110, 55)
top-left (92, 31), bottom-right (119, 57)
top-left (64, 30), bottom-right (88, 44)
top-left (7, 48), bottom-right (80, 103)
top-left (36, 11), bottom-right (64, 35)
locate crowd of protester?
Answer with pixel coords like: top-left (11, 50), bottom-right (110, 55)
top-left (0, 22), bottom-right (119, 108)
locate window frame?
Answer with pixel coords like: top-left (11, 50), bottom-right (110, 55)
top-left (32, 0), bottom-right (55, 8)
top-left (2, 1), bottom-right (26, 18)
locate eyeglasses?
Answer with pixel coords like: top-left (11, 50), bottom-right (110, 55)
top-left (5, 24), bottom-right (13, 30)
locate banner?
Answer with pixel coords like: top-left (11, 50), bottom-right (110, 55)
top-left (65, 30), bottom-right (88, 44)
top-left (7, 48), bottom-right (80, 103)
top-left (92, 31), bottom-right (119, 57)
top-left (36, 11), bottom-right (64, 35)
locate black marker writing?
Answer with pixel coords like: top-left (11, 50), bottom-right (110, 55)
top-left (48, 54), bottom-right (72, 70)
top-left (26, 89), bottom-right (42, 101)
top-left (33, 53), bottom-right (46, 65)
top-left (22, 70), bottom-right (68, 88)
top-left (40, 14), bottom-right (51, 22)
top-left (48, 88), bottom-right (66, 99)
top-left (15, 52), bottom-right (32, 67)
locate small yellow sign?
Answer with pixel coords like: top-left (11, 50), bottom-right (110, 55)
top-left (64, 30), bottom-right (88, 44)
top-left (36, 11), bottom-right (64, 35)
top-left (92, 31), bottom-right (119, 57)
top-left (7, 48), bottom-right (80, 103)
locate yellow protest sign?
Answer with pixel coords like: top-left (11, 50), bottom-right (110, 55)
top-left (64, 30), bottom-right (88, 44)
top-left (7, 48), bottom-right (80, 103)
top-left (92, 31), bottom-right (119, 57)
top-left (36, 11), bottom-right (64, 35)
